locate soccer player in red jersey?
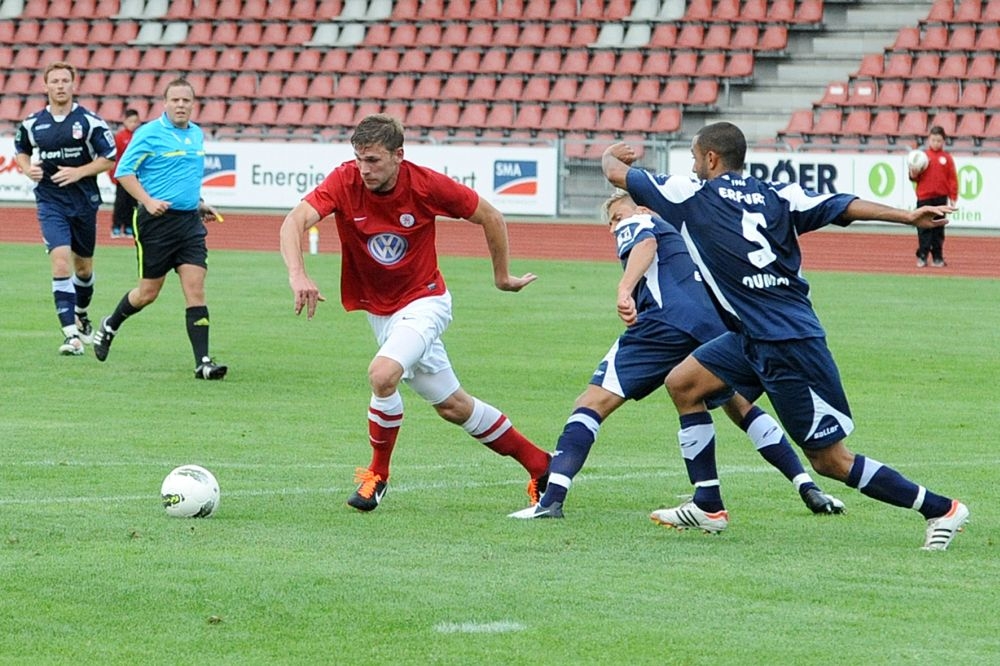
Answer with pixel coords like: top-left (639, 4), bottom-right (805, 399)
top-left (280, 114), bottom-right (549, 512)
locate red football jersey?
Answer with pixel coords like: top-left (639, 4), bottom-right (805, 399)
top-left (304, 159), bottom-right (480, 315)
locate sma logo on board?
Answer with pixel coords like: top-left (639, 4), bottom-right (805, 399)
top-left (493, 160), bottom-right (537, 196)
top-left (203, 154), bottom-right (236, 188)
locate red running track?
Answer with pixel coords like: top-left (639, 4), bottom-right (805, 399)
top-left (2, 207), bottom-right (998, 279)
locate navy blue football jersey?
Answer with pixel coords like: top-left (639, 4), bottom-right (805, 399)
top-left (14, 103), bottom-right (116, 211)
top-left (613, 212), bottom-right (725, 342)
top-left (626, 169), bottom-right (856, 341)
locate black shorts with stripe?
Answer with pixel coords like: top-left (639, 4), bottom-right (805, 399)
top-left (133, 207), bottom-right (208, 279)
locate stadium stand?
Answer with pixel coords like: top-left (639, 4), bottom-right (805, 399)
top-left (0, 0), bottom-right (996, 154)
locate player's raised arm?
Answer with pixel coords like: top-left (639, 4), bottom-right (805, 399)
top-left (602, 142), bottom-right (639, 190)
top-left (465, 196), bottom-right (537, 292)
top-left (280, 200), bottom-right (326, 318)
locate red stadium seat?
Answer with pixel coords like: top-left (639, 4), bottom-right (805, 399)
top-left (328, 101), bottom-right (355, 126)
top-left (493, 75), bottom-right (524, 101)
top-left (938, 54), bottom-right (967, 79)
top-left (758, 26), bottom-right (788, 51)
top-left (515, 103), bottom-right (543, 131)
top-left (975, 26), bottom-right (1000, 50)
top-left (617, 51), bottom-right (644, 76)
top-left (164, 47), bottom-right (193, 71)
top-left (660, 79), bottom-right (690, 104)
top-left (432, 102), bottom-right (461, 128)
top-left (440, 22), bottom-right (468, 47)
top-left (398, 49), bottom-right (427, 72)
top-left (561, 50), bottom-right (590, 75)
top-left (452, 49), bottom-right (481, 72)
top-left (485, 103), bottom-right (516, 129)
top-left (38, 20), bottom-right (65, 44)
top-left (534, 50), bottom-right (562, 74)
top-left (1, 95), bottom-right (26, 122)
top-left (669, 52), bottom-right (699, 77)
top-left (282, 74), bottom-right (310, 98)
top-left (768, 0), bottom-right (796, 21)
top-left (336, 74), bottom-right (363, 97)
top-left (649, 23), bottom-right (677, 47)
top-left (884, 52), bottom-right (914, 78)
top-left (522, 75), bottom-right (550, 101)
top-left (506, 48), bottom-right (536, 73)
top-left (781, 110), bottom-right (814, 137)
top-left (953, 0), bottom-right (982, 22)
top-left (948, 25), bottom-right (977, 51)
top-left (633, 78), bottom-right (661, 104)
top-left (843, 109), bottom-right (872, 136)
top-left (869, 109), bottom-right (900, 137)
top-left (597, 106), bottom-right (624, 132)
top-left (588, 51), bottom-right (617, 76)
top-left (257, 74), bottom-right (283, 98)
top-left (458, 103), bottom-right (488, 129)
top-left (539, 104), bottom-right (571, 131)
top-left (699, 53), bottom-right (726, 77)
top-left (925, 0), bottom-right (953, 21)
top-left (605, 77), bottom-right (633, 101)
top-left (688, 79), bottom-right (719, 106)
top-left (892, 27), bottom-right (920, 51)
top-left (519, 23), bottom-right (547, 46)
top-left (359, 75), bottom-right (389, 99)
top-left (955, 111), bottom-right (986, 138)
top-left (874, 80), bottom-right (904, 106)
top-left (812, 108), bottom-right (844, 135)
top-left (930, 81), bottom-right (960, 107)
top-left (741, 0), bottom-right (768, 20)
top-left (652, 107), bottom-right (681, 133)
top-left (468, 75), bottom-right (496, 101)
top-left (641, 51), bottom-right (671, 76)
top-left (898, 111), bottom-right (928, 137)
top-left (959, 81), bottom-right (988, 107)
top-left (426, 49), bottom-right (455, 72)
top-left (966, 53), bottom-right (996, 79)
top-left (548, 76), bottom-right (577, 101)
top-left (675, 24), bottom-right (704, 49)
top-left (901, 81), bottom-right (932, 107)
top-left (440, 75), bottom-right (469, 100)
top-left (478, 48), bottom-right (508, 73)
top-left (203, 73), bottom-right (233, 98)
top-left (470, 0), bottom-right (499, 18)
top-left (306, 75), bottom-right (336, 98)
top-left (930, 111), bottom-right (957, 136)
top-left (386, 74), bottom-right (415, 99)
top-left (198, 100), bottom-right (227, 125)
top-left (793, 0), bottom-right (824, 23)
top-left (276, 101), bottom-right (306, 126)
top-left (492, 22), bottom-right (520, 46)
top-left (702, 24), bottom-right (732, 50)
top-left (819, 81), bottom-right (848, 106)
top-left (523, 0), bottom-right (552, 18)
top-left (576, 77), bottom-right (605, 103)
top-left (855, 54), bottom-right (884, 78)
top-left (622, 106), bottom-right (653, 133)
top-left (413, 75), bottom-right (442, 100)
top-left (373, 49), bottom-right (400, 72)
top-left (731, 25), bottom-right (759, 50)
top-left (466, 23), bottom-right (494, 47)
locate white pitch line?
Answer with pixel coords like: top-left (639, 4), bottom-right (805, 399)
top-left (434, 620), bottom-right (526, 634)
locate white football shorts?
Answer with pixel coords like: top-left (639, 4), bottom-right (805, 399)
top-left (367, 291), bottom-right (460, 404)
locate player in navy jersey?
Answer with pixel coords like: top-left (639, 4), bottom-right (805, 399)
top-left (510, 191), bottom-right (843, 521)
top-left (603, 121), bottom-right (969, 550)
top-left (14, 61), bottom-right (116, 356)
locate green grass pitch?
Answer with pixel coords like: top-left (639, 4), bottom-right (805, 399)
top-left (2, 242), bottom-right (998, 664)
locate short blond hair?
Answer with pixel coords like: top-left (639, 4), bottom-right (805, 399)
top-left (43, 61), bottom-right (76, 83)
top-left (600, 189), bottom-right (634, 225)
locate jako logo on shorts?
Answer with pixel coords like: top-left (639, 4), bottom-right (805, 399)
top-left (493, 160), bottom-right (537, 196)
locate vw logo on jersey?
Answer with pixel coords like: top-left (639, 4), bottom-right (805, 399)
top-left (368, 233), bottom-right (408, 265)
top-left (399, 213), bottom-right (415, 228)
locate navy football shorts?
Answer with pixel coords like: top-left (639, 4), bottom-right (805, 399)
top-left (692, 332), bottom-right (855, 449)
top-left (38, 201), bottom-right (97, 257)
top-left (591, 317), bottom-right (733, 407)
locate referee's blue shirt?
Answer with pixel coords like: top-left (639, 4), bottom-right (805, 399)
top-left (115, 112), bottom-right (206, 212)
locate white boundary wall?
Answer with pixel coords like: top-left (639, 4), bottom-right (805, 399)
top-left (0, 138), bottom-right (559, 216)
top-left (668, 147), bottom-right (995, 230)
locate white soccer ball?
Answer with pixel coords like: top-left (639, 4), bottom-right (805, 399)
top-left (161, 465), bottom-right (220, 518)
top-left (907, 149), bottom-right (929, 172)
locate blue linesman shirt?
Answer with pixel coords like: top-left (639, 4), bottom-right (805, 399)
top-left (626, 169), bottom-right (857, 341)
top-left (613, 212), bottom-right (725, 341)
top-left (115, 112), bottom-right (206, 212)
top-left (13, 103), bottom-right (116, 212)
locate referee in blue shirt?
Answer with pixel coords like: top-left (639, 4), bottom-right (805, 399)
top-left (92, 78), bottom-right (227, 379)
top-left (14, 61), bottom-right (116, 356)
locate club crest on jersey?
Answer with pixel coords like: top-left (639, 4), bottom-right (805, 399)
top-left (399, 213), bottom-right (415, 228)
top-left (72, 122), bottom-right (83, 140)
top-left (368, 233), bottom-right (408, 265)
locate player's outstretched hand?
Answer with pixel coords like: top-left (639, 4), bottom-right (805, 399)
top-left (290, 274), bottom-right (326, 319)
top-left (496, 272), bottom-right (538, 292)
top-left (911, 204), bottom-right (956, 229)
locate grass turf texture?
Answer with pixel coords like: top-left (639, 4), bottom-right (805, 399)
top-left (2, 242), bottom-right (998, 664)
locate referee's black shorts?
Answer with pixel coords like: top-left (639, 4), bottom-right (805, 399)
top-left (133, 207), bottom-right (208, 279)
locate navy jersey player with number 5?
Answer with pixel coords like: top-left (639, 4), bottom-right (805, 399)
top-left (603, 121), bottom-right (968, 551)
top-left (14, 61), bottom-right (116, 356)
